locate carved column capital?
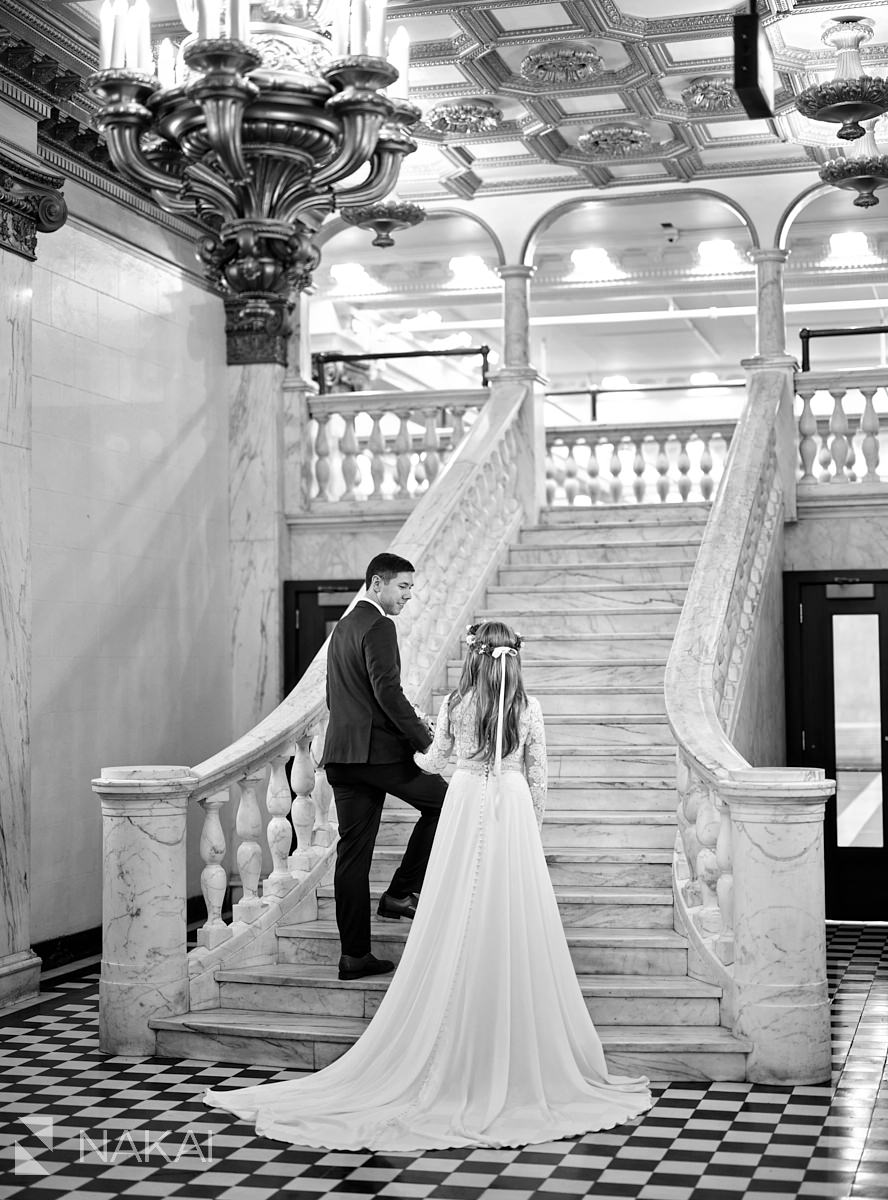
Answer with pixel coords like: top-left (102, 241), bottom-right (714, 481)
top-left (0, 148), bottom-right (67, 261)
top-left (224, 295), bottom-right (292, 367)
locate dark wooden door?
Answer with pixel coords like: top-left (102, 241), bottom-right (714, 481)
top-left (283, 580), bottom-right (362, 696)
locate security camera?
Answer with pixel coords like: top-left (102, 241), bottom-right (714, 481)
top-left (661, 222), bottom-right (679, 245)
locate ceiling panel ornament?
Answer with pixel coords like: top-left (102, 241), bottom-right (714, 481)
top-left (425, 98), bottom-right (504, 134)
top-left (577, 125), bottom-right (654, 157)
top-left (519, 40), bottom-right (603, 84)
top-left (682, 75), bottom-right (740, 114)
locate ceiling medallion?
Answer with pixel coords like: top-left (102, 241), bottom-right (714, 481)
top-left (425, 99), bottom-right (503, 136)
top-left (577, 125), bottom-right (653, 158)
top-left (341, 200), bottom-right (426, 247)
top-left (796, 18), bottom-right (888, 141)
top-left (519, 41), bottom-right (603, 86)
top-left (682, 76), bottom-right (739, 114)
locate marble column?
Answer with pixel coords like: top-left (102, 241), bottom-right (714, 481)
top-left (0, 149), bottom-right (66, 1008)
top-left (94, 767), bottom-right (195, 1054)
top-left (495, 263), bottom-right (546, 521)
top-left (748, 248), bottom-right (792, 363)
top-left (283, 290), bottom-right (318, 518)
top-left (723, 770), bottom-right (832, 1085)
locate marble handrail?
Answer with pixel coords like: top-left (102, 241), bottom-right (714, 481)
top-left (546, 418), bottom-right (734, 505)
top-left (307, 388), bottom-right (489, 504)
top-left (664, 365), bottom-right (834, 1086)
top-left (795, 370), bottom-right (888, 485)
top-left (93, 374), bottom-right (538, 1054)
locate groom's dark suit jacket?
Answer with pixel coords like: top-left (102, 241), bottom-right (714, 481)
top-left (324, 599), bottom-right (432, 766)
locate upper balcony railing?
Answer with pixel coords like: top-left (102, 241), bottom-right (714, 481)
top-left (794, 369), bottom-right (888, 489)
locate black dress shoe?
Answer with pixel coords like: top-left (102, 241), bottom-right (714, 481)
top-left (377, 891), bottom-right (419, 920)
top-left (338, 952), bottom-right (395, 981)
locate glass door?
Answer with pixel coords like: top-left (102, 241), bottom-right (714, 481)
top-left (785, 573), bottom-right (888, 918)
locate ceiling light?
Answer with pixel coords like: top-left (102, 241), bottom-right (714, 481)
top-left (600, 375), bottom-right (632, 390)
top-left (690, 372), bottom-right (721, 386)
top-left (567, 247), bottom-right (625, 281)
top-left (823, 231), bottom-right (881, 264)
top-left (695, 238), bottom-right (749, 273)
top-left (447, 255), bottom-right (500, 289)
top-left (330, 263), bottom-right (385, 293)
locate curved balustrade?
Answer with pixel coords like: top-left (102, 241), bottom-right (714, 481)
top-left (546, 420), bottom-right (734, 506)
top-left (307, 389), bottom-right (488, 505)
top-left (665, 365), bottom-right (833, 1085)
top-left (795, 370), bottom-right (888, 487)
top-left (93, 376), bottom-right (537, 1054)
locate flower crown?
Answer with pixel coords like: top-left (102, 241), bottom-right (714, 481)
top-left (465, 623), bottom-right (523, 656)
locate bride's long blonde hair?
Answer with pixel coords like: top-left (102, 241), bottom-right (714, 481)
top-left (449, 620), bottom-right (526, 762)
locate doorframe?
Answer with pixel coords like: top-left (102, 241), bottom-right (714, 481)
top-left (282, 580), bottom-right (362, 696)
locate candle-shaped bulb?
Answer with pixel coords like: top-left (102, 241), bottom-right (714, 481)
top-left (98, 0), bottom-right (115, 69)
top-left (196, 0), bottom-right (220, 38)
top-left (157, 37), bottom-right (177, 87)
top-left (109, 0), bottom-right (129, 69)
top-left (230, 0), bottom-right (250, 41)
top-left (367, 0), bottom-right (387, 58)
top-left (348, 0), bottom-right (369, 55)
top-left (388, 25), bottom-right (410, 97)
top-left (130, 0), bottom-right (153, 71)
top-left (175, 0), bottom-right (198, 33)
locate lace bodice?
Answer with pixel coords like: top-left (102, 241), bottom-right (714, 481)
top-left (415, 692), bottom-right (548, 828)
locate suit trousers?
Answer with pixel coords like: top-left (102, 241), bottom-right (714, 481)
top-left (326, 759), bottom-right (447, 958)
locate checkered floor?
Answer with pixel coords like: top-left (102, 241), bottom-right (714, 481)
top-left (0, 925), bottom-right (886, 1200)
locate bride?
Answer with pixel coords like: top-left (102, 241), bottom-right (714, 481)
top-left (206, 619), bottom-right (653, 1150)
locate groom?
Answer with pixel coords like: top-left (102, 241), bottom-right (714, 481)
top-left (324, 552), bottom-right (447, 982)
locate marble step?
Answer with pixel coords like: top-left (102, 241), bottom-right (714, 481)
top-left (545, 717), bottom-right (672, 747)
top-left (510, 539), bottom-right (702, 564)
top-left (547, 746), bottom-right (676, 780)
top-left (389, 780), bottom-right (676, 812)
top-left (370, 846), bottom-right (673, 887)
top-left (474, 608), bottom-right (681, 635)
top-left (486, 583), bottom-right (688, 612)
top-left (433, 688), bottom-right (666, 718)
top-left (496, 561), bottom-right (694, 588)
top-left (376, 809), bottom-right (675, 849)
top-left (215, 965), bottom-right (720, 1027)
top-left (446, 658), bottom-right (667, 689)
top-left (315, 882), bottom-right (674, 929)
top-left (541, 502), bottom-right (710, 527)
top-left (516, 633), bottom-right (676, 661)
top-left (520, 523), bottom-right (704, 547)
top-left (276, 920), bottom-right (689, 976)
top-left (151, 1010), bottom-right (748, 1082)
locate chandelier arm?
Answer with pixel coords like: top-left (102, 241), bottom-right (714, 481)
top-left (103, 124), bottom-right (186, 195)
top-left (312, 107), bottom-right (389, 187)
top-left (182, 160), bottom-right (241, 222)
top-left (332, 150), bottom-right (404, 207)
top-left (149, 189), bottom-right (199, 216)
top-left (279, 192), bottom-right (335, 228)
top-left (184, 40), bottom-right (261, 185)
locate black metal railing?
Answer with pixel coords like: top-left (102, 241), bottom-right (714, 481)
top-left (311, 346), bottom-right (491, 394)
top-left (545, 380), bottom-right (745, 423)
top-left (799, 324), bottom-right (888, 372)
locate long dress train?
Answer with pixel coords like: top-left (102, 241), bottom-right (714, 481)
top-left (205, 692), bottom-right (653, 1150)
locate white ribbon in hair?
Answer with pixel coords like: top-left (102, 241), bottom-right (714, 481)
top-left (491, 645), bottom-right (518, 815)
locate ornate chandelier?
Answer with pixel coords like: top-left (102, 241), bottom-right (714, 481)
top-left (796, 17), bottom-right (888, 142)
top-left (341, 199), bottom-right (425, 247)
top-left (88, 0), bottom-right (419, 363)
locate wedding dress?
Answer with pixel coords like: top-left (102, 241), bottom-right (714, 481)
top-left (205, 690), bottom-right (653, 1150)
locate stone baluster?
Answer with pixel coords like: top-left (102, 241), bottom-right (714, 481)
top-left (394, 413), bottom-right (413, 497)
top-left (451, 406), bottom-right (466, 447)
top-left (263, 750), bottom-right (297, 899)
top-left (632, 437), bottom-right (646, 502)
top-left (846, 420), bottom-right (857, 482)
top-left (340, 413), bottom-right (361, 500)
top-left (693, 786), bottom-right (722, 937)
top-left (587, 440), bottom-right (601, 504)
top-left (197, 790), bottom-right (230, 949)
top-left (609, 439), bottom-right (623, 503)
top-left (545, 449), bottom-right (561, 505)
top-left (289, 738), bottom-right (317, 876)
top-left (313, 413), bottom-right (331, 501)
top-left (828, 387), bottom-right (850, 482)
top-left (564, 439), bottom-right (580, 504)
top-left (656, 437), bottom-right (670, 502)
top-left (817, 423), bottom-right (832, 483)
top-left (797, 388), bottom-right (818, 483)
top-left (421, 408), bottom-right (441, 486)
top-left (860, 386), bottom-right (881, 481)
top-left (677, 437), bottom-right (692, 502)
top-left (311, 724), bottom-right (336, 848)
top-left (700, 432), bottom-right (715, 500)
top-left (368, 414), bottom-right (387, 497)
top-left (232, 769), bottom-right (265, 924)
top-left (715, 798), bottom-right (734, 964)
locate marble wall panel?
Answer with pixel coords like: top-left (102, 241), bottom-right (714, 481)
top-left (29, 219), bottom-right (231, 943)
top-left (784, 505), bottom-right (888, 572)
top-left (288, 516), bottom-right (410, 582)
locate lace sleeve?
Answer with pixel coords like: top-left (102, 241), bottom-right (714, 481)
top-left (523, 697), bottom-right (548, 831)
top-left (414, 697), bottom-right (455, 774)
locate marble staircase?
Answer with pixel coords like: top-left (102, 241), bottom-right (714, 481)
top-left (152, 501), bottom-right (752, 1081)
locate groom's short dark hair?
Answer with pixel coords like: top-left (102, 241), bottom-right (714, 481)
top-left (365, 553), bottom-right (416, 589)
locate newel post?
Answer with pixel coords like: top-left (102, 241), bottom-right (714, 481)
top-left (722, 768), bottom-right (832, 1085)
top-left (93, 766), bottom-right (196, 1055)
